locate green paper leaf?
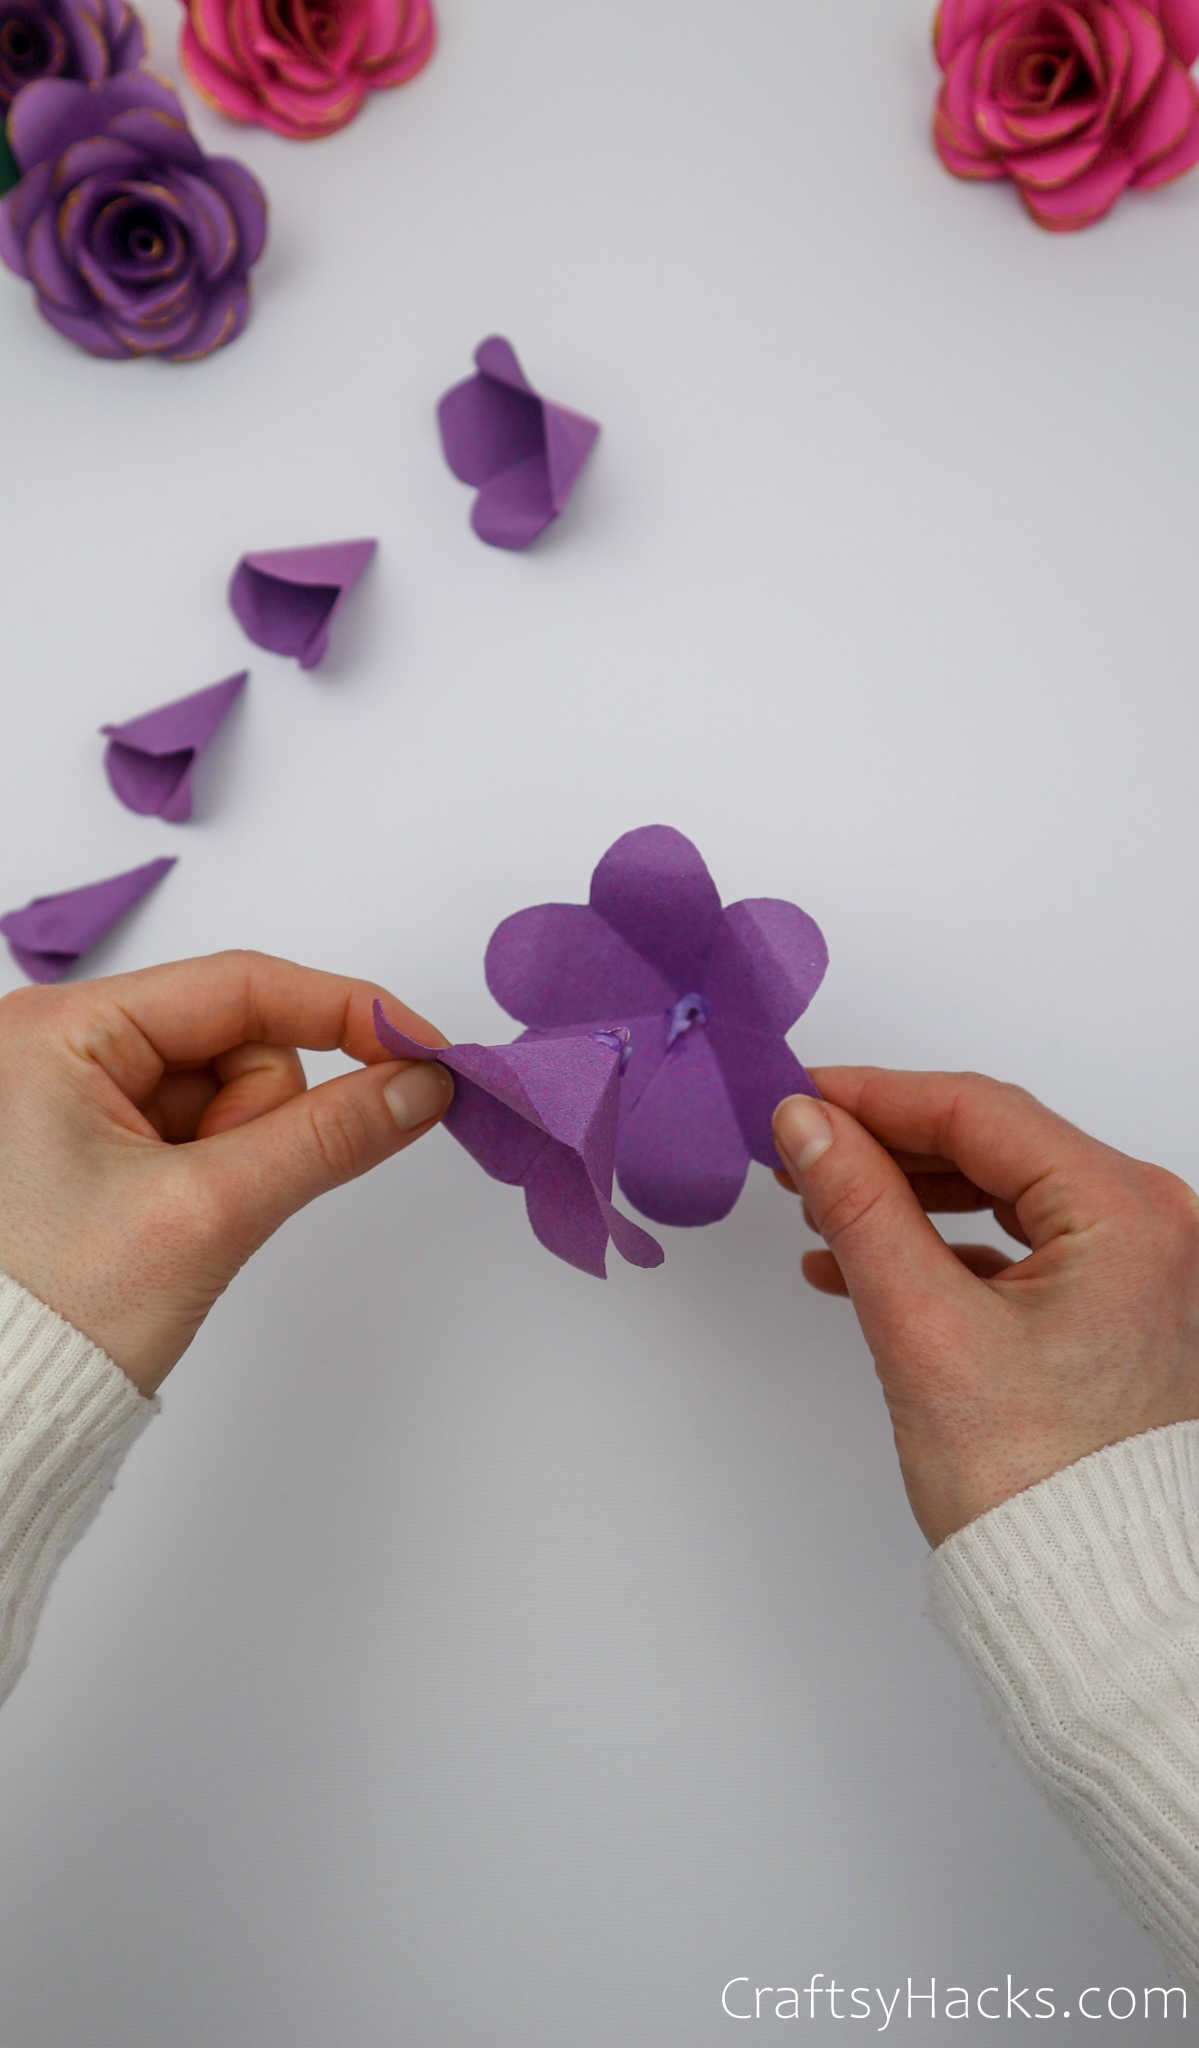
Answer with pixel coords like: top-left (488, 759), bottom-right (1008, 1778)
top-left (0, 119), bottom-right (18, 199)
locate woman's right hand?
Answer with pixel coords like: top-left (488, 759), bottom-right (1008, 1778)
top-left (773, 1070), bottom-right (1199, 1546)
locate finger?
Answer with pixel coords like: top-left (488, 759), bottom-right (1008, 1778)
top-left (191, 1056), bottom-right (455, 1250)
top-left (805, 1067), bottom-right (1114, 1249)
top-left (903, 1173), bottom-right (1031, 1246)
top-left (71, 952), bottom-right (446, 1099)
top-left (887, 1151), bottom-right (967, 1175)
top-left (196, 1043), bottom-right (307, 1139)
top-left (778, 1161), bottom-right (1028, 1244)
top-left (775, 1153), bottom-right (965, 1194)
top-left (802, 1242), bottom-right (1016, 1297)
top-left (773, 1094), bottom-right (979, 1353)
top-left (144, 1069), bottom-right (222, 1143)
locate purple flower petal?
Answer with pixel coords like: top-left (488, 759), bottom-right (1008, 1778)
top-left (107, 103), bottom-right (205, 168)
top-left (104, 746), bottom-right (194, 820)
top-left (515, 1012), bottom-right (671, 1128)
top-left (590, 825), bottom-right (723, 994)
top-left (8, 76), bottom-right (97, 169)
top-left (438, 370), bottom-right (544, 487)
top-left (37, 293), bottom-right (126, 354)
top-left (709, 1022), bottom-right (819, 1169)
top-left (616, 1028), bottom-right (750, 1227)
top-left (485, 902), bottom-right (675, 1029)
top-left (203, 157), bottom-right (267, 267)
top-left (704, 898), bottom-right (830, 1036)
top-left (167, 168), bottom-right (240, 280)
top-left (24, 204), bottom-right (90, 308)
top-left (471, 452), bottom-right (556, 551)
top-left (0, 162), bottom-right (51, 275)
top-left (597, 1196), bottom-right (666, 1270)
top-left (523, 1146), bottom-right (613, 1278)
top-left (11, 72), bottom-right (183, 171)
top-left (473, 333), bottom-right (536, 393)
top-left (51, 134), bottom-right (144, 193)
top-left (441, 1077), bottom-right (544, 1185)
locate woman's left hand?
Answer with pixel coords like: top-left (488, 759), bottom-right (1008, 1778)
top-left (0, 950), bottom-right (453, 1396)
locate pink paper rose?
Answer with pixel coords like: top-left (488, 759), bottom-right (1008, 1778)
top-left (933, 0), bottom-right (1199, 228)
top-left (179, 0), bottom-right (434, 139)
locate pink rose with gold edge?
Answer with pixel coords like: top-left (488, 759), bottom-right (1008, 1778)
top-left (933, 0), bottom-right (1199, 228)
top-left (179, 0), bottom-right (434, 140)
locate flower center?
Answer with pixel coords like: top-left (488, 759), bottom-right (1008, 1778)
top-left (264, 0), bottom-right (341, 58)
top-left (590, 1027), bottom-right (632, 1073)
top-left (998, 27), bottom-right (1092, 110)
top-left (665, 992), bottom-right (710, 1049)
top-left (0, 13), bottom-right (46, 69)
top-left (119, 208), bottom-right (167, 264)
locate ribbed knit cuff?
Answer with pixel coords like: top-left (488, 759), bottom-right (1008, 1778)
top-left (928, 1422), bottom-right (1199, 1983)
top-left (0, 1271), bottom-right (158, 1707)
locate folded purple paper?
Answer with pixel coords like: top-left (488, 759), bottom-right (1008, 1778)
top-left (373, 1003), bottom-right (663, 1278)
top-left (438, 336), bottom-right (600, 550)
top-left (228, 539), bottom-right (376, 668)
top-left (101, 671), bottom-right (246, 822)
top-left (485, 826), bottom-right (828, 1228)
top-left (0, 857), bottom-right (176, 982)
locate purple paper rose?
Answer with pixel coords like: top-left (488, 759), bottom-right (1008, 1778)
top-left (0, 73), bottom-right (266, 359)
top-left (0, 0), bottom-right (143, 114)
top-left (485, 826), bottom-right (829, 1229)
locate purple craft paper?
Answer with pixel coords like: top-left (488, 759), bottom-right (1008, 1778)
top-left (0, 857), bottom-right (176, 982)
top-left (101, 671), bottom-right (247, 822)
top-left (484, 826), bottom-right (828, 1229)
top-left (437, 336), bottom-right (600, 550)
top-left (374, 1003), bottom-right (663, 1279)
top-left (228, 539), bottom-right (376, 668)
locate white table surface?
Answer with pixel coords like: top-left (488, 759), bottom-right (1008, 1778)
top-left (1, 0), bottom-right (1196, 2039)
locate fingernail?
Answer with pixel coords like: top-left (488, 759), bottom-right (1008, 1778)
top-left (384, 1061), bottom-right (453, 1133)
top-left (773, 1094), bottom-right (834, 1174)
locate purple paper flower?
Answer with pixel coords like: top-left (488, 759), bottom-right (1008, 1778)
top-left (437, 336), bottom-right (601, 550)
top-left (484, 826), bottom-right (828, 1229)
top-left (374, 1004), bottom-right (664, 1278)
top-left (0, 74), bottom-right (267, 360)
top-left (0, 0), bottom-right (143, 115)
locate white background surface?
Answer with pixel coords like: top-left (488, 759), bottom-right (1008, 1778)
top-left (1, 0), bottom-right (1197, 2040)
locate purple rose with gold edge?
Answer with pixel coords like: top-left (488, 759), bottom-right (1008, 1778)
top-left (0, 0), bottom-right (143, 115)
top-left (0, 72), bottom-right (266, 359)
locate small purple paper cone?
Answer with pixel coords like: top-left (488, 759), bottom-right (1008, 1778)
top-left (101, 671), bottom-right (247, 822)
top-left (373, 1004), bottom-right (663, 1277)
top-left (437, 336), bottom-right (600, 550)
top-left (0, 857), bottom-right (176, 982)
top-left (228, 539), bottom-right (376, 669)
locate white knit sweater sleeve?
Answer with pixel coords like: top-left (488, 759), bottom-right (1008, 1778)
top-left (928, 1420), bottom-right (1199, 1984)
top-left (0, 1271), bottom-right (157, 1708)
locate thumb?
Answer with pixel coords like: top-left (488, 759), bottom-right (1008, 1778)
top-left (772, 1093), bottom-right (972, 1350)
top-left (195, 1056), bottom-right (454, 1251)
